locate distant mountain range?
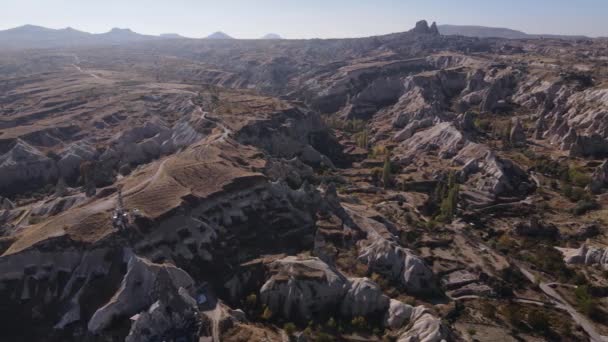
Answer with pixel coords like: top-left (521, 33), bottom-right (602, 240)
top-left (0, 23), bottom-right (595, 50)
top-left (438, 24), bottom-right (590, 40)
top-left (0, 25), bottom-right (163, 49)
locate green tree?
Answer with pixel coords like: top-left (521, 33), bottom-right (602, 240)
top-left (351, 316), bottom-right (368, 331)
top-left (283, 322), bottom-right (296, 336)
top-left (245, 293), bottom-right (257, 308)
top-left (327, 317), bottom-right (337, 330)
top-left (575, 285), bottom-right (597, 317)
top-left (382, 154), bottom-right (392, 188)
top-left (437, 171), bottom-right (459, 223)
top-left (261, 306), bottom-right (273, 320)
top-left (355, 129), bottom-right (369, 149)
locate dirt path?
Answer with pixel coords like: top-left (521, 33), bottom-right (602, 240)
top-left (69, 54), bottom-right (103, 79)
top-left (515, 262), bottom-right (608, 342)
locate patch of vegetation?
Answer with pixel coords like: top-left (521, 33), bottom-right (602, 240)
top-left (520, 245), bottom-right (573, 282)
top-left (353, 129), bottom-right (369, 149)
top-left (283, 322), bottom-right (296, 336)
top-left (575, 285), bottom-right (601, 320)
top-left (324, 117), bottom-right (366, 133)
top-left (432, 171), bottom-right (460, 223)
top-left (568, 167), bottom-right (592, 188)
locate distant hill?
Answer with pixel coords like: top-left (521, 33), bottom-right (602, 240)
top-left (260, 33), bottom-right (282, 40)
top-left (206, 31), bottom-right (234, 40)
top-left (0, 25), bottom-right (163, 49)
top-left (438, 24), bottom-right (590, 40)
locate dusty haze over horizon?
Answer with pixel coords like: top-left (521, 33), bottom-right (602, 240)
top-left (2, 0), bottom-right (607, 39)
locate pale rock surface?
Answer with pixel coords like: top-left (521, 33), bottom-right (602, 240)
top-left (384, 299), bottom-right (448, 341)
top-left (385, 299), bottom-right (414, 330)
top-left (57, 142), bottom-right (97, 180)
top-left (0, 139), bottom-right (58, 192)
top-left (340, 277), bottom-right (390, 317)
top-left (358, 238), bottom-right (435, 293)
top-left (397, 305), bottom-right (448, 342)
top-left (88, 255), bottom-right (195, 333)
top-left (259, 256), bottom-right (348, 320)
top-left (558, 244), bottom-right (608, 270)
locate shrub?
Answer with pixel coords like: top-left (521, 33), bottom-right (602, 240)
top-left (382, 155), bottom-right (392, 188)
top-left (571, 199), bottom-right (600, 215)
top-left (283, 323), bottom-right (296, 336)
top-left (245, 293), bottom-right (257, 307)
top-left (501, 303), bottom-right (522, 326)
top-left (351, 316), bottom-right (368, 331)
top-left (326, 317), bottom-right (337, 330)
top-left (261, 306), bottom-right (272, 320)
top-left (432, 171), bottom-right (460, 223)
top-left (354, 130), bottom-right (369, 149)
top-left (527, 309), bottom-right (550, 333)
top-left (569, 168), bottom-right (592, 188)
top-left (575, 285), bottom-right (598, 317)
top-left (474, 117), bottom-right (491, 132)
top-left (480, 302), bottom-right (496, 319)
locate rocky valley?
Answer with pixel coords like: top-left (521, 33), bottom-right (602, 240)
top-left (1, 19), bottom-right (608, 342)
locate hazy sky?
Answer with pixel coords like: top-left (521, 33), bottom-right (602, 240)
top-left (2, 0), bottom-right (607, 38)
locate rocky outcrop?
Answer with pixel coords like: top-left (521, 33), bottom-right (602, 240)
top-left (88, 255), bottom-right (196, 333)
top-left (340, 277), bottom-right (390, 317)
top-left (588, 161), bottom-right (608, 194)
top-left (57, 142), bottom-right (97, 180)
top-left (525, 83), bottom-right (608, 157)
top-left (0, 140), bottom-right (58, 195)
top-left (396, 122), bottom-right (534, 199)
top-left (480, 69), bottom-right (518, 113)
top-left (411, 20), bottom-right (440, 36)
top-left (384, 299), bottom-right (448, 341)
top-left (259, 256), bottom-right (348, 320)
top-left (125, 281), bottom-right (201, 342)
top-left (509, 118), bottom-right (526, 146)
top-left (385, 299), bottom-right (414, 330)
top-left (396, 305), bottom-right (448, 342)
top-left (559, 244), bottom-right (608, 270)
top-left (390, 70), bottom-right (466, 129)
top-left (358, 238), bottom-right (435, 293)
